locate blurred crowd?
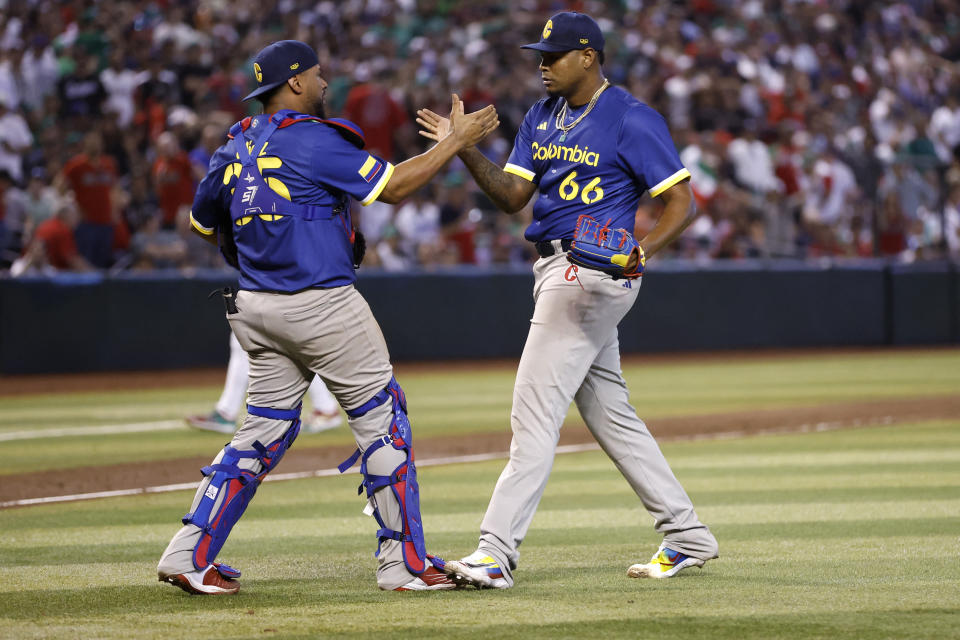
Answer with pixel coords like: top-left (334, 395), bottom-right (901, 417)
top-left (1, 0), bottom-right (959, 277)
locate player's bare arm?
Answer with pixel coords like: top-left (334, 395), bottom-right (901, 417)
top-left (638, 180), bottom-right (696, 259)
top-left (417, 107), bottom-right (536, 213)
top-left (458, 148), bottom-right (537, 213)
top-left (378, 95), bottom-right (499, 204)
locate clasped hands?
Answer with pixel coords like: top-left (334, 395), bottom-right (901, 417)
top-left (416, 95), bottom-right (498, 150)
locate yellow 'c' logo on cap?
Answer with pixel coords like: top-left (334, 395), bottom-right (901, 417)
top-left (542, 20), bottom-right (552, 39)
top-left (290, 62), bottom-right (299, 70)
top-left (254, 62), bottom-right (262, 83)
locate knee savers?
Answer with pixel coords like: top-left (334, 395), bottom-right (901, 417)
top-left (182, 405), bottom-right (301, 570)
top-left (339, 377), bottom-right (427, 575)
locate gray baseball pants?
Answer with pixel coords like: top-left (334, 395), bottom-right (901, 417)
top-left (476, 252), bottom-right (718, 585)
top-left (157, 285), bottom-right (417, 590)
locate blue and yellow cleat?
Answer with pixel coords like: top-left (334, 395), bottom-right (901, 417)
top-left (439, 550), bottom-right (511, 589)
top-left (627, 544), bottom-right (706, 579)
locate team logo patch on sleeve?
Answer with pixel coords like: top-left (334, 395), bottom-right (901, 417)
top-left (358, 155), bottom-right (383, 183)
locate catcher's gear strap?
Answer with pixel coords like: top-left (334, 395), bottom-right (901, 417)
top-left (229, 111), bottom-right (365, 149)
top-left (343, 375), bottom-right (406, 420)
top-left (182, 409), bottom-right (301, 571)
top-left (567, 214), bottom-right (645, 279)
top-left (212, 562), bottom-right (241, 579)
top-left (338, 378), bottom-right (426, 574)
top-left (247, 403), bottom-right (302, 421)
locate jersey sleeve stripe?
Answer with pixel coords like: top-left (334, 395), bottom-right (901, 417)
top-left (360, 162), bottom-right (395, 206)
top-left (190, 211), bottom-right (215, 236)
top-left (504, 163), bottom-right (536, 182)
top-left (649, 167), bottom-right (691, 197)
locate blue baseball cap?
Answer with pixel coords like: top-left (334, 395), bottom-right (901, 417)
top-left (243, 40), bottom-right (319, 102)
top-left (521, 12), bottom-right (604, 53)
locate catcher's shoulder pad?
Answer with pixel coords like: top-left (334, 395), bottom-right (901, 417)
top-left (227, 114), bottom-right (366, 150)
top-left (226, 117), bottom-right (252, 139)
top-left (316, 118), bottom-right (366, 149)
top-left (278, 114), bottom-right (367, 149)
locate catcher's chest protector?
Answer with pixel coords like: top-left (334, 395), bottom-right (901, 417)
top-left (228, 111), bottom-right (355, 290)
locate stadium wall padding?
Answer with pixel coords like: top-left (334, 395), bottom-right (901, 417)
top-left (1, 262), bottom-right (956, 374)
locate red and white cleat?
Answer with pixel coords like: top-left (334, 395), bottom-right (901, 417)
top-left (388, 566), bottom-right (461, 591)
top-left (160, 563), bottom-right (241, 595)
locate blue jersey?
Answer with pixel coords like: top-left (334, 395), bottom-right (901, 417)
top-left (190, 111), bottom-right (394, 292)
top-left (504, 86), bottom-right (690, 242)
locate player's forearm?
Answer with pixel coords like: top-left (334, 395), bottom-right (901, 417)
top-left (639, 182), bottom-right (696, 258)
top-left (458, 147), bottom-right (530, 213)
top-left (378, 135), bottom-right (461, 204)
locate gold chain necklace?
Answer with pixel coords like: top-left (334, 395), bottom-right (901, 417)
top-left (555, 79), bottom-right (610, 142)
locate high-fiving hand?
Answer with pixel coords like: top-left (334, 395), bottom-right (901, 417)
top-left (417, 94), bottom-right (498, 150)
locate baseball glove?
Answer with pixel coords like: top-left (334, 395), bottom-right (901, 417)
top-left (567, 214), bottom-right (645, 279)
top-left (218, 220), bottom-right (240, 270)
top-left (352, 229), bottom-right (366, 269)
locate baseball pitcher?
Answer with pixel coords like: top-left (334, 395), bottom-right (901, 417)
top-left (418, 13), bottom-right (719, 588)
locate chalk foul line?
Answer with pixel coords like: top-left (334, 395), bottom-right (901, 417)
top-left (0, 420), bottom-right (188, 442)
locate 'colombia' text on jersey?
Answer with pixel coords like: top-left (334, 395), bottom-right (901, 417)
top-left (504, 86), bottom-right (690, 242)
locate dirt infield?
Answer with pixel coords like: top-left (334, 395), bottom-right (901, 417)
top-left (3, 394), bottom-right (957, 505)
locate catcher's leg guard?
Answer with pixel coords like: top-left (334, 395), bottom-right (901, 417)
top-left (182, 404), bottom-right (302, 570)
top-left (339, 377), bottom-right (426, 574)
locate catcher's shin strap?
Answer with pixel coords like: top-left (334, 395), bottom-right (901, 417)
top-left (246, 403), bottom-right (302, 421)
top-left (344, 376), bottom-right (405, 420)
top-left (534, 238), bottom-right (573, 257)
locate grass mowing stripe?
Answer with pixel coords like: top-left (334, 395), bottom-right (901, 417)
top-left (4, 519), bottom-right (958, 570)
top-left (3, 490), bottom-right (957, 547)
top-left (4, 530), bottom-right (956, 587)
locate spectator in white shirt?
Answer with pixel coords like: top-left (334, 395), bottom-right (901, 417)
top-left (0, 49), bottom-right (20, 109)
top-left (100, 51), bottom-right (150, 127)
top-left (395, 190), bottom-right (441, 259)
top-left (728, 127), bottom-right (781, 194)
top-left (19, 36), bottom-right (59, 112)
top-left (0, 99), bottom-right (32, 183)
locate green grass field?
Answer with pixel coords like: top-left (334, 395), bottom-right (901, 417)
top-left (1, 349), bottom-right (958, 639)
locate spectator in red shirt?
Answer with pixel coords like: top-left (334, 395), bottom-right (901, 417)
top-left (14, 199), bottom-right (92, 274)
top-left (61, 132), bottom-right (117, 267)
top-left (152, 132), bottom-right (195, 229)
top-left (342, 67), bottom-right (408, 161)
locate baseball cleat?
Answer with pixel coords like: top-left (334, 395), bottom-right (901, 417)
top-left (303, 408), bottom-right (342, 433)
top-left (627, 545), bottom-right (705, 579)
top-left (160, 563), bottom-right (241, 595)
top-left (186, 410), bottom-right (236, 434)
top-left (440, 550), bottom-right (510, 589)
top-left (388, 565), bottom-right (461, 591)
